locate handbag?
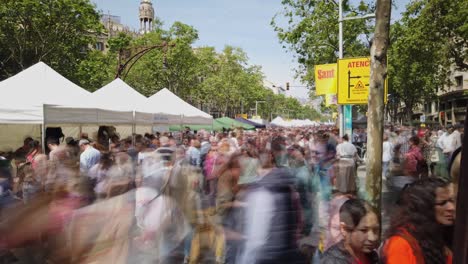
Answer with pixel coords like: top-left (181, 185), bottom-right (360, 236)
top-left (430, 149), bottom-right (440, 163)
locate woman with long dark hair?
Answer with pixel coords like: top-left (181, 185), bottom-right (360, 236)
top-left (321, 198), bottom-right (380, 264)
top-left (382, 178), bottom-right (455, 264)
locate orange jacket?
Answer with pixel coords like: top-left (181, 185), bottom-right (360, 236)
top-left (383, 232), bottom-right (452, 264)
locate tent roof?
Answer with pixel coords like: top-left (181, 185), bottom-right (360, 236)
top-left (216, 117), bottom-right (255, 130)
top-left (92, 78), bottom-right (147, 111)
top-left (0, 62), bottom-right (91, 124)
top-left (270, 116), bottom-right (287, 127)
top-left (0, 62), bottom-right (90, 107)
top-left (138, 88), bottom-right (212, 125)
top-left (234, 117), bottom-right (265, 129)
top-left (169, 120), bottom-right (225, 132)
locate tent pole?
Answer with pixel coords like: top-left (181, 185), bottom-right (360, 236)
top-left (132, 110), bottom-right (136, 146)
top-left (180, 114), bottom-right (183, 131)
top-left (41, 104), bottom-right (46, 153)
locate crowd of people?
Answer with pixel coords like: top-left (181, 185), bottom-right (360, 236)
top-left (0, 123), bottom-right (462, 263)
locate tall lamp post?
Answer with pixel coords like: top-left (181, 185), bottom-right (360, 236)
top-left (255, 100), bottom-right (265, 117)
top-left (115, 41), bottom-right (175, 80)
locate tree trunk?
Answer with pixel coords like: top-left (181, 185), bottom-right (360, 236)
top-left (366, 0), bottom-right (392, 213)
top-left (453, 104), bottom-right (468, 263)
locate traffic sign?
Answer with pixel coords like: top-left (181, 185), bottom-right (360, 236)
top-left (337, 57), bottom-right (387, 104)
top-left (420, 115), bottom-right (426, 123)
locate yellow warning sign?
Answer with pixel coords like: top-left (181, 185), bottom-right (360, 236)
top-left (337, 57), bottom-right (388, 104)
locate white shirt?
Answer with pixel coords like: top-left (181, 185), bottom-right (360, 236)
top-left (436, 132), bottom-right (447, 150)
top-left (239, 187), bottom-right (274, 264)
top-left (382, 141), bottom-right (393, 162)
top-left (336, 141), bottom-right (357, 158)
top-left (451, 130), bottom-right (462, 151)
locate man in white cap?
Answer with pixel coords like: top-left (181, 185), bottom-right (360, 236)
top-left (79, 139), bottom-right (101, 175)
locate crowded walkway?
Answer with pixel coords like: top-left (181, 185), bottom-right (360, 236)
top-left (0, 124), bottom-right (462, 263)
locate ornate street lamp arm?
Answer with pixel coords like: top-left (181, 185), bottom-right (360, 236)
top-left (115, 41), bottom-right (175, 79)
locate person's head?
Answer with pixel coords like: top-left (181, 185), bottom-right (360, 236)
top-left (99, 152), bottom-right (114, 169)
top-left (80, 132), bottom-right (89, 139)
top-left (313, 141), bottom-right (336, 163)
top-left (342, 134), bottom-right (349, 142)
top-left (409, 135), bottom-right (420, 147)
top-left (271, 136), bottom-right (288, 167)
top-left (339, 199), bottom-right (380, 255)
top-left (79, 139), bottom-right (90, 152)
top-left (389, 178), bottom-right (455, 264)
top-left (446, 125), bottom-right (454, 134)
top-left (23, 137), bottom-right (34, 147)
top-left (288, 144), bottom-right (305, 164)
top-left (159, 136), bottom-right (169, 147)
top-left (47, 137), bottom-right (60, 150)
top-left (218, 139), bottom-right (231, 154)
top-left (191, 139), bottom-right (201, 149)
top-left (396, 179), bottom-right (456, 226)
top-left (66, 137), bottom-right (77, 147)
top-left (28, 140), bottom-right (40, 153)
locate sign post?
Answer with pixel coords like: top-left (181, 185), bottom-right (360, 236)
top-left (344, 104), bottom-right (353, 137)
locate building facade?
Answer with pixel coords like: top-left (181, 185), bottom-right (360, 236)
top-left (263, 80), bottom-right (286, 95)
top-left (94, 0), bottom-right (154, 53)
top-left (424, 70), bottom-right (467, 126)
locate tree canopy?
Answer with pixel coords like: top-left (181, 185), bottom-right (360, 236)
top-left (0, 0), bottom-right (322, 121)
top-left (0, 0), bottom-right (102, 82)
top-left (271, 0), bottom-right (374, 84)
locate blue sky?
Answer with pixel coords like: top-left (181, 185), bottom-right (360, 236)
top-left (91, 0), bottom-right (410, 99)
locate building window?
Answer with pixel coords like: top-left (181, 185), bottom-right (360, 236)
top-left (95, 42), bottom-right (104, 51)
top-left (455, 75), bottom-right (463, 88)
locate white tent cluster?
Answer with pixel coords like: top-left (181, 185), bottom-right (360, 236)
top-left (270, 116), bottom-right (320, 127)
top-left (0, 62), bottom-right (213, 149)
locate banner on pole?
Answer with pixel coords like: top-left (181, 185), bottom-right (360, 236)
top-left (315, 64), bottom-right (337, 95)
top-left (337, 57), bottom-right (388, 104)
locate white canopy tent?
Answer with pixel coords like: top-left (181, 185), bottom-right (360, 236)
top-left (43, 78), bottom-right (156, 139)
top-left (0, 62), bottom-right (91, 124)
top-left (0, 62), bottom-right (95, 149)
top-left (270, 116), bottom-right (320, 127)
top-left (0, 63), bottom-right (212, 149)
top-left (137, 88), bottom-right (213, 125)
top-left (270, 116), bottom-right (287, 127)
top-left (90, 78), bottom-right (153, 137)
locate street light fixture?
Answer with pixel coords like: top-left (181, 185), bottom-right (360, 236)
top-left (115, 41), bottom-right (175, 79)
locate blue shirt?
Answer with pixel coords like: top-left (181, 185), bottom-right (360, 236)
top-left (80, 146), bottom-right (101, 175)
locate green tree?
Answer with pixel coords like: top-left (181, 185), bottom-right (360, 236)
top-left (75, 50), bottom-right (116, 91)
top-left (272, 0), bottom-right (374, 86)
top-left (124, 22), bottom-right (200, 98)
top-left (405, 0), bottom-right (468, 71)
top-left (388, 2), bottom-right (450, 124)
top-left (0, 0), bottom-right (102, 81)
